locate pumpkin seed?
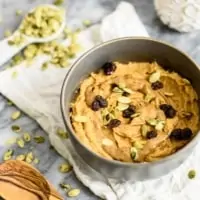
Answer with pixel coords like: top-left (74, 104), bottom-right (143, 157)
top-left (53, 0), bottom-right (64, 6)
top-left (7, 100), bottom-right (13, 106)
top-left (112, 87), bottom-right (123, 93)
top-left (16, 9), bottom-right (23, 16)
top-left (188, 169), bottom-right (196, 179)
top-left (67, 189), bottom-right (80, 197)
top-left (59, 163), bottom-right (72, 173)
top-left (144, 94), bottom-right (155, 103)
top-left (116, 103), bottom-right (129, 111)
top-left (82, 19), bottom-right (91, 27)
top-left (23, 132), bottom-right (31, 142)
top-left (146, 119), bottom-right (157, 126)
top-left (164, 92), bottom-right (174, 96)
top-left (133, 141), bottom-right (144, 149)
top-left (123, 87), bottom-right (134, 94)
top-left (155, 120), bottom-right (165, 131)
top-left (56, 128), bottom-right (68, 139)
top-left (149, 71), bottom-right (160, 83)
top-left (183, 78), bottom-right (190, 85)
top-left (3, 149), bottom-right (14, 161)
top-left (117, 96), bottom-right (131, 104)
top-left (25, 152), bottom-right (34, 163)
top-left (16, 154), bottom-right (26, 161)
top-left (102, 138), bottom-right (113, 146)
top-left (12, 71), bottom-right (18, 79)
top-left (33, 136), bottom-right (45, 143)
top-left (130, 147), bottom-right (138, 161)
top-left (33, 158), bottom-right (40, 164)
top-left (11, 125), bottom-right (21, 133)
top-left (131, 113), bottom-right (140, 118)
top-left (141, 124), bottom-right (150, 138)
top-left (73, 115), bottom-right (88, 123)
top-left (17, 138), bottom-right (25, 148)
top-left (60, 183), bottom-right (71, 190)
top-left (41, 62), bottom-right (48, 71)
top-left (11, 111), bottom-right (21, 120)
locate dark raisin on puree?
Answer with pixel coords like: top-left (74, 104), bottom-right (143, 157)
top-left (146, 130), bottom-right (157, 139)
top-left (170, 128), bottom-right (192, 140)
top-left (122, 91), bottom-right (129, 96)
top-left (91, 100), bottom-right (101, 111)
top-left (122, 105), bottom-right (136, 118)
top-left (107, 119), bottom-right (121, 128)
top-left (159, 104), bottom-right (176, 118)
top-left (91, 95), bottom-right (108, 111)
top-left (102, 62), bottom-right (116, 75)
top-left (151, 81), bottom-right (163, 90)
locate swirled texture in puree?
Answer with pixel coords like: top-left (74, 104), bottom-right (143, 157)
top-left (71, 62), bottom-right (199, 162)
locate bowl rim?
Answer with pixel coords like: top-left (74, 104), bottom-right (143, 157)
top-left (61, 36), bottom-right (200, 167)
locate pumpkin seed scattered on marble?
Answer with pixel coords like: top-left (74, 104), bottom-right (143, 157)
top-left (23, 132), bottom-right (31, 142)
top-left (56, 128), bottom-right (68, 139)
top-left (33, 158), bottom-right (40, 164)
top-left (33, 136), bottom-right (45, 143)
top-left (17, 138), bottom-right (25, 148)
top-left (4, 30), bottom-right (12, 38)
top-left (67, 189), bottom-right (80, 197)
top-left (11, 125), bottom-right (21, 133)
top-left (53, 0), bottom-right (64, 6)
top-left (82, 19), bottom-right (91, 27)
top-left (11, 111), bottom-right (21, 120)
top-left (59, 163), bottom-right (72, 173)
top-left (188, 169), bottom-right (196, 179)
top-left (60, 183), bottom-right (71, 190)
top-left (16, 154), bottom-right (26, 161)
top-left (41, 62), bottom-right (48, 71)
top-left (7, 100), bottom-right (13, 106)
top-left (25, 152), bottom-right (34, 163)
top-left (149, 71), bottom-right (160, 83)
top-left (16, 9), bottom-right (23, 16)
top-left (3, 149), bottom-right (14, 161)
top-left (12, 71), bottom-right (18, 79)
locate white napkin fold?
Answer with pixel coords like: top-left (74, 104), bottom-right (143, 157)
top-left (0, 2), bottom-right (199, 200)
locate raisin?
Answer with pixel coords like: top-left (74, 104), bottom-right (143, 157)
top-left (91, 100), bottom-right (100, 111)
top-left (102, 62), bottom-right (116, 75)
top-left (146, 131), bottom-right (157, 139)
top-left (107, 119), bottom-right (121, 128)
top-left (122, 91), bottom-right (129, 96)
top-left (170, 129), bottom-right (183, 140)
top-left (151, 81), bottom-right (163, 90)
top-left (170, 128), bottom-right (192, 140)
top-left (95, 95), bottom-right (108, 108)
top-left (182, 128), bottom-right (193, 139)
top-left (160, 104), bottom-right (176, 118)
top-left (122, 105), bottom-right (136, 118)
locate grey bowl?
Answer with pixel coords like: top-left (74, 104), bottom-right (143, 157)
top-left (61, 37), bottom-right (200, 181)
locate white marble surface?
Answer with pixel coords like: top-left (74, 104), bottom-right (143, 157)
top-left (1, 0), bottom-right (200, 199)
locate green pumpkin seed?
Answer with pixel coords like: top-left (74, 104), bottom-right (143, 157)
top-left (16, 9), bottom-right (23, 16)
top-left (146, 119), bottom-right (157, 126)
top-left (82, 19), bottom-right (91, 27)
top-left (123, 88), bottom-right (134, 94)
top-left (59, 163), bottom-right (72, 173)
top-left (33, 136), bottom-right (45, 143)
top-left (41, 62), bottom-right (48, 71)
top-left (16, 154), bottom-right (26, 161)
top-left (67, 189), bottom-right (80, 197)
top-left (11, 111), bottom-right (21, 120)
top-left (133, 141), bottom-right (144, 149)
top-left (130, 147), bottom-right (138, 161)
top-left (23, 132), bottom-right (31, 142)
top-left (11, 125), bottom-right (21, 133)
top-left (53, 0), bottom-right (64, 6)
top-left (3, 149), bottom-right (14, 161)
top-left (188, 169), bottom-right (196, 179)
top-left (17, 138), bottom-right (25, 148)
top-left (60, 183), bottom-right (71, 190)
top-left (141, 124), bottom-right (149, 138)
top-left (149, 71), bottom-right (160, 83)
top-left (33, 158), bottom-right (40, 164)
top-left (112, 87), bottom-right (123, 93)
top-left (155, 120), bottom-right (165, 131)
top-left (131, 113), bottom-right (140, 118)
top-left (56, 128), bottom-right (68, 139)
top-left (25, 152), bottom-right (34, 163)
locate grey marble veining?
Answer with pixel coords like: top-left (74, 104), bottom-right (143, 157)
top-left (1, 0), bottom-right (200, 199)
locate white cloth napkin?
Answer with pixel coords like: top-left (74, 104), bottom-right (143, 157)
top-left (0, 2), bottom-right (199, 200)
